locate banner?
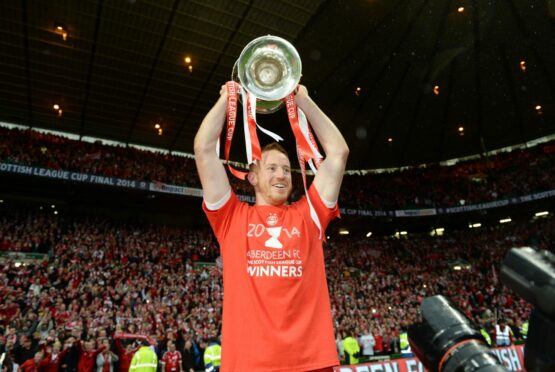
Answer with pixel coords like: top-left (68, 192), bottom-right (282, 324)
top-left (149, 181), bottom-right (203, 197)
top-left (1, 161), bottom-right (554, 216)
top-left (435, 190), bottom-right (555, 214)
top-left (394, 209), bottom-right (437, 217)
top-left (339, 208), bottom-right (395, 217)
top-left (0, 162), bottom-right (149, 191)
top-left (334, 345), bottom-right (525, 372)
top-left (0, 251), bottom-right (47, 260)
top-left (340, 189), bottom-right (555, 217)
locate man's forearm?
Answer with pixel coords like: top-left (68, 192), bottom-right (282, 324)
top-left (294, 86), bottom-right (349, 203)
top-left (194, 95), bottom-right (227, 156)
top-left (194, 86), bottom-right (232, 204)
top-left (296, 93), bottom-right (348, 159)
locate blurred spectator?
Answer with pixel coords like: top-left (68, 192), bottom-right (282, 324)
top-left (13, 336), bottom-right (38, 366)
top-left (19, 351), bottom-right (44, 372)
top-left (95, 339), bottom-right (118, 372)
top-left (358, 327), bottom-right (375, 358)
top-left (41, 340), bottom-right (70, 372)
top-left (60, 337), bottom-right (78, 372)
top-left (129, 340), bottom-right (156, 372)
top-left (342, 332), bottom-right (360, 365)
top-left (1, 353), bottom-right (15, 372)
top-left (160, 340), bottom-right (181, 372)
top-left (113, 335), bottom-right (141, 372)
top-left (180, 340), bottom-right (195, 372)
top-left (492, 319), bottom-right (514, 346)
top-left (202, 339), bottom-right (220, 372)
top-left (77, 340), bottom-right (104, 372)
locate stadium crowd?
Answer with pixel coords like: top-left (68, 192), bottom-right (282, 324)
top-left (326, 214), bottom-right (555, 356)
top-left (1, 125), bottom-right (554, 369)
top-left (1, 206), bottom-right (553, 370)
top-left (1, 127), bottom-right (555, 210)
top-left (0, 211), bottom-right (220, 372)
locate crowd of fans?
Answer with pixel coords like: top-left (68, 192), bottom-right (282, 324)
top-left (0, 127), bottom-right (198, 189)
top-left (1, 126), bottom-right (555, 210)
top-left (341, 146), bottom-right (555, 210)
top-left (1, 125), bottom-right (554, 369)
top-left (0, 211), bottom-right (220, 371)
top-left (327, 214), bottom-right (554, 356)
top-left (1, 206), bottom-right (553, 369)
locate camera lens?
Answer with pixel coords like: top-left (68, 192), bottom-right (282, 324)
top-left (408, 296), bottom-right (507, 372)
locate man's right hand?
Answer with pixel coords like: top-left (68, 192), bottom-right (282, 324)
top-left (219, 84), bottom-right (228, 98)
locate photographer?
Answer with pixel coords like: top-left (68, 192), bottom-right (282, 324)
top-left (408, 247), bottom-right (555, 372)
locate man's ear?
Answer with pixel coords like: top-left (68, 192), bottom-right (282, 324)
top-left (247, 171), bottom-right (257, 186)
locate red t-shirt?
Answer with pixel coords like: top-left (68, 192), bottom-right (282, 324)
top-left (374, 335), bottom-right (383, 353)
top-left (20, 359), bottom-right (40, 372)
top-left (161, 351), bottom-right (182, 372)
top-left (203, 185), bottom-right (339, 372)
top-left (42, 350), bottom-right (69, 372)
top-left (114, 339), bottom-right (136, 372)
top-left (77, 344), bottom-right (105, 372)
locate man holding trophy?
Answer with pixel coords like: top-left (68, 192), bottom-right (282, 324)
top-left (194, 36), bottom-right (349, 371)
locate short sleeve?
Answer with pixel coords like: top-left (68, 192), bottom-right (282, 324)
top-left (305, 183), bottom-right (340, 233)
top-left (202, 191), bottom-right (242, 242)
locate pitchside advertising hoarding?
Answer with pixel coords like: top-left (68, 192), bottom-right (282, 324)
top-left (334, 345), bottom-right (525, 372)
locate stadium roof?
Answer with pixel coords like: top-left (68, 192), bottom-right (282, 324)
top-left (1, 0), bottom-right (554, 170)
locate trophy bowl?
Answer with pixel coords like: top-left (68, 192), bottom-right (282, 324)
top-left (233, 35), bottom-right (302, 114)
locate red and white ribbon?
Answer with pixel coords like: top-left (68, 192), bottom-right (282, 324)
top-left (284, 93), bottom-right (324, 239)
top-left (221, 81), bottom-right (284, 178)
top-left (297, 107), bottom-right (323, 174)
top-left (221, 81), bottom-right (249, 179)
top-left (241, 89), bottom-right (284, 164)
top-left (222, 82), bottom-right (325, 239)
top-left (242, 89), bottom-right (262, 165)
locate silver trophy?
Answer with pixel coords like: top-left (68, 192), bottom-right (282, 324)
top-left (232, 35), bottom-right (302, 114)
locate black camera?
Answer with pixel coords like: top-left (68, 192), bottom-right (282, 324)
top-left (500, 247), bottom-right (555, 372)
top-left (408, 247), bottom-right (555, 372)
top-left (408, 295), bottom-right (506, 372)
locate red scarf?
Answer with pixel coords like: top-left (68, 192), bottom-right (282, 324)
top-left (102, 353), bottom-right (111, 372)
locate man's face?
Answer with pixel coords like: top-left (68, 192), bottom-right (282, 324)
top-left (250, 150), bottom-right (292, 206)
top-left (34, 352), bottom-right (43, 363)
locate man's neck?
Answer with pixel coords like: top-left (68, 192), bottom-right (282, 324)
top-left (254, 197), bottom-right (288, 207)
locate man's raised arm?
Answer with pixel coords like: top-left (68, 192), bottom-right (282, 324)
top-left (295, 85), bottom-right (349, 205)
top-left (194, 85), bottom-right (232, 205)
